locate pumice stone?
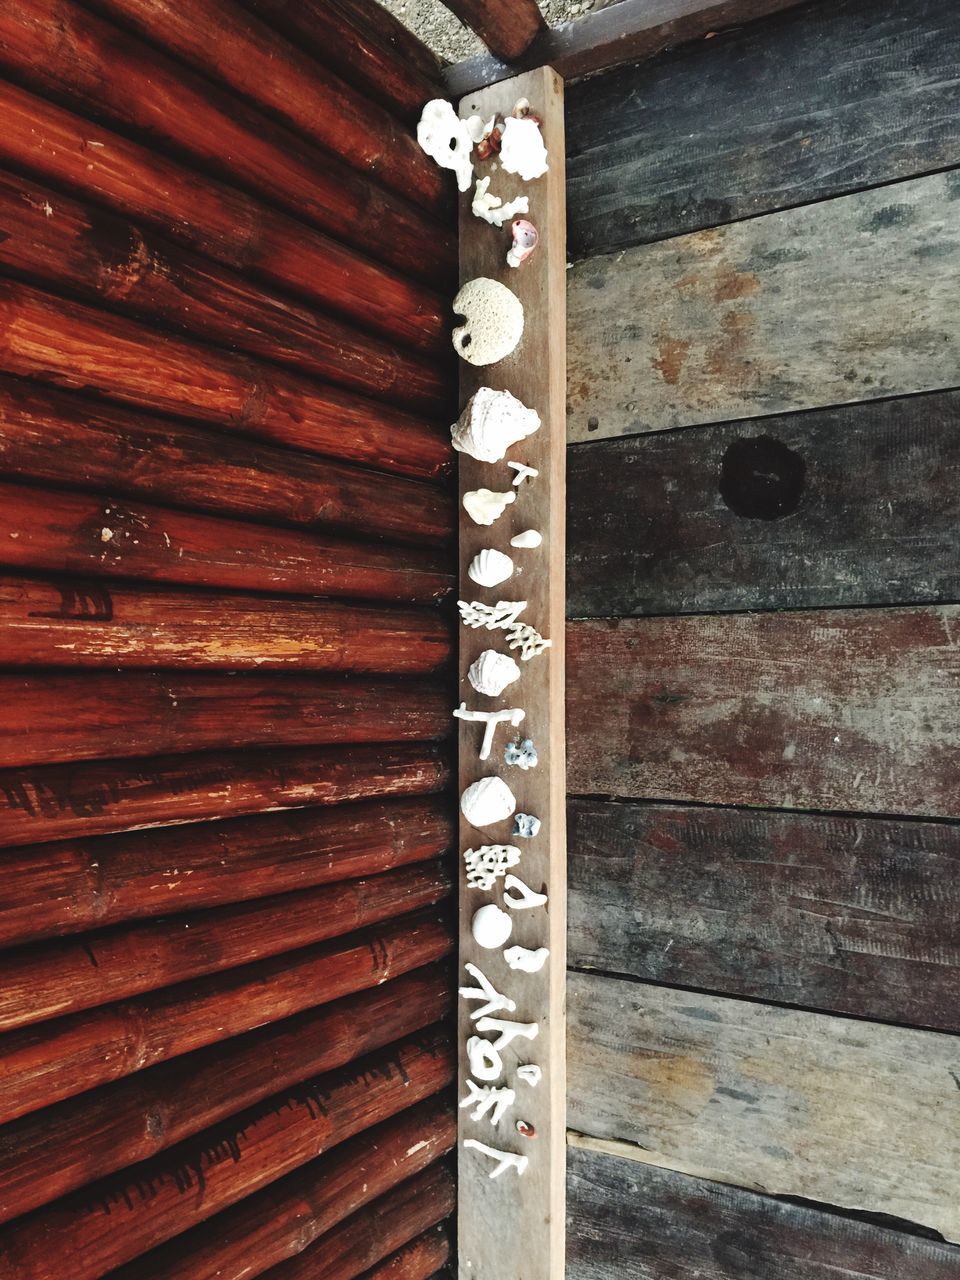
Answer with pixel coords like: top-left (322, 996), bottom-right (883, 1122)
top-left (468, 649), bottom-right (522, 697)
top-left (416, 99), bottom-right (474, 191)
top-left (461, 776), bottom-right (516, 828)
top-left (452, 278), bottom-right (524, 366)
top-left (451, 387), bottom-right (540, 463)
top-left (469, 548), bottom-right (514, 588)
top-left (463, 488), bottom-right (516, 526)
top-left (472, 902), bottom-right (513, 949)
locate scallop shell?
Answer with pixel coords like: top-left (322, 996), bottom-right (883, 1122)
top-left (461, 775), bottom-right (516, 828)
top-left (468, 649), bottom-right (521, 697)
top-left (463, 489), bottom-right (516, 526)
top-left (468, 548), bottom-right (514, 588)
top-left (451, 387), bottom-right (541, 463)
top-left (472, 903), bottom-right (513, 949)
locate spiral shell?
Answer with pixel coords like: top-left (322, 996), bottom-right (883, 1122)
top-left (468, 649), bottom-right (521, 697)
top-left (468, 548), bottom-right (514, 588)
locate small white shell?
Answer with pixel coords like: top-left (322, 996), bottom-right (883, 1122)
top-left (510, 529), bottom-right (542, 549)
top-left (452, 278), bottom-right (524, 366)
top-left (472, 903), bottom-right (513, 949)
top-left (468, 649), bottom-right (522, 697)
top-left (469, 549), bottom-right (514, 588)
top-left (506, 218), bottom-right (539, 269)
top-left (416, 99), bottom-right (474, 192)
top-left (500, 116), bottom-right (549, 182)
top-left (517, 1064), bottom-right (543, 1087)
top-left (452, 387), bottom-right (540, 463)
top-left (461, 775), bottom-right (516, 828)
top-left (463, 489), bottom-right (515, 526)
top-left (504, 946), bottom-right (550, 973)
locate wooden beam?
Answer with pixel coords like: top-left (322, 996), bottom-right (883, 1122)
top-left (441, 0), bottom-right (545, 62)
top-left (0, 968), bottom-right (450, 1223)
top-left (455, 67), bottom-right (566, 1280)
top-left (568, 974), bottom-right (960, 1242)
top-left (356, 1226), bottom-right (452, 1279)
top-left (444, 0), bottom-right (811, 96)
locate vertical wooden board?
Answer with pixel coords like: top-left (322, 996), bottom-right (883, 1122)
top-left (456, 68), bottom-right (566, 1280)
top-left (566, 607), bottom-right (960, 817)
top-left (567, 973), bottom-right (960, 1242)
top-left (567, 1146), bottom-right (960, 1279)
top-left (565, 0), bottom-right (960, 256)
top-left (568, 799), bottom-right (960, 1031)
top-left (567, 171), bottom-right (960, 441)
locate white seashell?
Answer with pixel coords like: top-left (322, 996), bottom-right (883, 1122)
top-left (507, 218), bottom-right (539, 269)
top-left (510, 529), bottom-right (543, 549)
top-left (461, 775), bottom-right (516, 828)
top-left (468, 649), bottom-right (521, 697)
top-left (469, 548), bottom-right (514, 588)
top-left (452, 278), bottom-right (524, 366)
top-left (472, 903), bottom-right (513, 949)
top-left (472, 175), bottom-right (529, 228)
top-left (416, 99), bottom-right (474, 192)
top-left (517, 1064), bottom-right (543, 1088)
top-left (504, 946), bottom-right (550, 973)
top-left (463, 488), bottom-right (515, 526)
top-left (500, 116), bottom-right (549, 182)
top-left (452, 387), bottom-right (540, 463)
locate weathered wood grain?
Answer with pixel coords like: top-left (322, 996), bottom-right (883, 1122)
top-left (567, 608), bottom-right (960, 817)
top-left (566, 0), bottom-right (960, 256)
top-left (0, 742), bottom-right (448, 849)
top-left (0, 673), bottom-right (449, 768)
top-left (0, 969), bottom-right (450, 1223)
top-left (567, 1145), bottom-right (960, 1279)
top-left (441, 0), bottom-right (544, 61)
top-left (568, 974), bottom-right (960, 1241)
top-left (567, 390), bottom-right (960, 617)
top-left (568, 799), bottom-right (960, 1031)
top-left (567, 171), bottom-right (960, 441)
top-left (357, 1226), bottom-right (451, 1280)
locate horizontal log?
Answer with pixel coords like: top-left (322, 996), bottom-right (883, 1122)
top-left (356, 1226), bottom-right (451, 1280)
top-left (87, 0), bottom-right (446, 205)
top-left (569, 799), bottom-right (960, 1032)
top-left (0, 1030), bottom-right (454, 1278)
top-left (567, 607), bottom-right (960, 817)
top-left (0, 863), bottom-right (450, 1032)
top-left (0, 281), bottom-right (450, 481)
top-left (0, 790), bottom-right (452, 939)
top-left (0, 908), bottom-right (452, 1122)
top-left (0, 968), bottom-right (450, 1223)
top-left (567, 391), bottom-right (960, 617)
top-left (0, 169), bottom-right (449, 413)
top-left (566, 0), bottom-right (960, 255)
top-left (264, 1162), bottom-right (456, 1280)
top-left (0, 742), bottom-right (450, 849)
top-left (567, 1144), bottom-right (960, 1280)
top-left (0, 380), bottom-right (454, 546)
top-left (0, 482), bottom-right (453, 603)
top-left (0, 2), bottom-right (454, 275)
top-left (241, 0), bottom-right (441, 122)
top-left (568, 973), bottom-right (960, 1243)
top-left (0, 574), bottom-right (451, 672)
top-left (0, 673), bottom-right (450, 768)
top-left (440, 0), bottom-right (545, 61)
top-left (0, 83), bottom-right (450, 352)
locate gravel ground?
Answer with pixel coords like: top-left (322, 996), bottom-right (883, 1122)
top-left (379, 0), bottom-right (617, 64)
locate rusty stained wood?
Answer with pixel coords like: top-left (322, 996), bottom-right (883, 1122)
top-left (567, 171), bottom-right (960, 441)
top-left (568, 799), bottom-right (960, 1032)
top-left (567, 1145), bottom-right (960, 1279)
top-left (567, 973), bottom-right (960, 1242)
top-left (456, 67), bottom-right (566, 1280)
top-left (567, 607), bottom-right (960, 818)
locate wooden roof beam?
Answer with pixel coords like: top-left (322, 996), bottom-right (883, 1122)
top-left (441, 0), bottom-right (546, 64)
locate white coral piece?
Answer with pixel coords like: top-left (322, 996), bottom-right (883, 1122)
top-left (416, 99), bottom-right (474, 192)
top-left (472, 175), bottom-right (530, 228)
top-left (452, 277), bottom-right (524, 366)
top-left (463, 488), bottom-right (516, 526)
top-left (500, 116), bottom-right (549, 181)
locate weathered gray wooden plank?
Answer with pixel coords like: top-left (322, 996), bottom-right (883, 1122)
top-left (566, 0), bottom-right (960, 256)
top-left (567, 1145), bottom-right (960, 1279)
top-left (568, 799), bottom-right (960, 1031)
top-left (567, 171), bottom-right (960, 441)
top-left (566, 608), bottom-right (960, 818)
top-left (567, 973), bottom-right (960, 1242)
top-left (567, 390), bottom-right (960, 617)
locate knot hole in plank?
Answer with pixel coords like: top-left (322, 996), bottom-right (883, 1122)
top-left (719, 436), bottom-right (805, 520)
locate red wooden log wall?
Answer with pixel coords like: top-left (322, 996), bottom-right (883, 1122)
top-left (0, 1), bottom-right (457, 1275)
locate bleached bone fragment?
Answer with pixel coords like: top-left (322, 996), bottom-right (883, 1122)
top-left (467, 1034), bottom-right (503, 1081)
top-left (517, 1064), bottom-right (543, 1088)
top-left (416, 99), bottom-right (474, 191)
top-left (500, 115), bottom-right (549, 181)
top-left (503, 873), bottom-right (547, 911)
top-left (505, 945), bottom-right (550, 973)
top-left (468, 649), bottom-right (521, 697)
top-left (507, 217), bottom-right (539, 268)
top-left (454, 702), bottom-right (524, 761)
top-left (475, 1016), bottom-right (540, 1052)
top-left (460, 775), bottom-right (516, 827)
top-left (452, 277), bottom-right (524, 366)
top-left (468, 548), bottom-right (514, 588)
top-left (463, 844), bottom-right (521, 891)
top-left (472, 175), bottom-right (529, 227)
top-left (459, 962), bottom-right (516, 1019)
top-left (460, 1080), bottom-right (516, 1127)
top-left (464, 1138), bottom-right (529, 1179)
top-left (508, 461), bottom-right (539, 486)
top-left (504, 737), bottom-right (538, 770)
top-left (452, 387), bottom-right (540, 463)
top-left (458, 598), bottom-right (527, 630)
top-left (472, 903), bottom-right (513, 950)
top-left (510, 528), bottom-right (543, 549)
top-left (463, 488), bottom-right (515, 526)
top-left (513, 812), bottom-right (542, 839)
